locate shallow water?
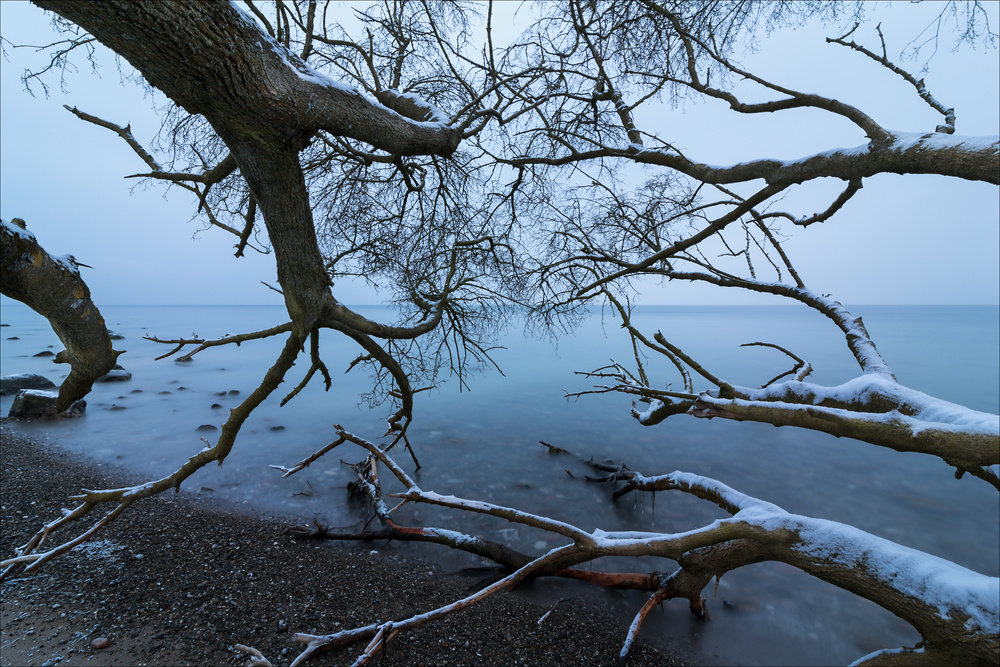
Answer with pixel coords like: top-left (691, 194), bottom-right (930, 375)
top-left (2, 303), bottom-right (997, 665)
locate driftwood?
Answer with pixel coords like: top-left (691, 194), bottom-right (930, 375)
top-left (270, 427), bottom-right (999, 666)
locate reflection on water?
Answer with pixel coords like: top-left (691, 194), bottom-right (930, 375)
top-left (1, 304), bottom-right (997, 666)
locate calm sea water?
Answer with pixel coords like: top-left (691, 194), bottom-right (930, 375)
top-left (2, 303), bottom-right (998, 666)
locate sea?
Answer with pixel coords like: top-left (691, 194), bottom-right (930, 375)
top-left (1, 303), bottom-right (997, 666)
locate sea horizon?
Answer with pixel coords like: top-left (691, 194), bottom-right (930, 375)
top-left (2, 303), bottom-right (997, 666)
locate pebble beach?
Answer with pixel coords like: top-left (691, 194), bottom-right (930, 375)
top-left (0, 427), bottom-right (680, 666)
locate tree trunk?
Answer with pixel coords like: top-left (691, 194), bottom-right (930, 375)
top-left (33, 0), bottom-right (462, 333)
top-left (1, 219), bottom-right (119, 412)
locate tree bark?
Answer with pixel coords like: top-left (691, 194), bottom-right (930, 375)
top-left (1, 218), bottom-right (119, 412)
top-left (33, 0), bottom-right (462, 333)
top-left (33, 1), bottom-right (461, 157)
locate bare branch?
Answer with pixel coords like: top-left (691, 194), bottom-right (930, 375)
top-left (829, 23), bottom-right (957, 133)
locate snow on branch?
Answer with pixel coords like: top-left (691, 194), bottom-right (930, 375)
top-left (273, 439), bottom-right (999, 665)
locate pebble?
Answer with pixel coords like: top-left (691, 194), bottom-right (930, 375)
top-left (91, 637), bottom-right (112, 649)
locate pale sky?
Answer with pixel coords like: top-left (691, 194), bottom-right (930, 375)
top-left (1, 1), bottom-right (997, 307)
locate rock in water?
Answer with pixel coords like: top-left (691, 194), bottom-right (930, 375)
top-left (8, 389), bottom-right (86, 418)
top-left (0, 373), bottom-right (56, 395)
top-left (96, 368), bottom-right (132, 383)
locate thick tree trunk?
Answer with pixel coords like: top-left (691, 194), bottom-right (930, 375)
top-left (1, 219), bottom-right (119, 412)
top-left (33, 1), bottom-right (460, 156)
top-left (33, 0), bottom-right (462, 333)
top-left (222, 134), bottom-right (333, 333)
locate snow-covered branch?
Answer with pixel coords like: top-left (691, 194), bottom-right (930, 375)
top-left (274, 442), bottom-right (999, 665)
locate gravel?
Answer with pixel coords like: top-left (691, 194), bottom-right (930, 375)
top-left (1, 427), bottom-right (683, 666)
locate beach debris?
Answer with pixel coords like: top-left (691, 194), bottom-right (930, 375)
top-left (234, 644), bottom-right (273, 667)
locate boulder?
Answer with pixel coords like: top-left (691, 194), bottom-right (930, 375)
top-left (0, 373), bottom-right (56, 395)
top-left (8, 389), bottom-right (85, 418)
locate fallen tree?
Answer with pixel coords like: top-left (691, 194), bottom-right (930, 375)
top-left (1, 2), bottom-right (997, 665)
top-left (272, 427), bottom-right (998, 665)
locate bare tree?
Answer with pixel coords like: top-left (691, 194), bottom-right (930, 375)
top-left (1, 1), bottom-right (997, 666)
top-left (508, 0), bottom-right (998, 485)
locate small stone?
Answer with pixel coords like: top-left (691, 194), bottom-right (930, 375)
top-left (33, 350), bottom-right (55, 357)
top-left (196, 424), bottom-right (218, 432)
top-left (211, 403), bottom-right (223, 409)
top-left (269, 425), bottom-right (285, 431)
top-left (96, 368), bottom-right (132, 383)
top-left (91, 637), bottom-right (112, 650)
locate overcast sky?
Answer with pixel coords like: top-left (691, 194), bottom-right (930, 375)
top-left (1, 1), bottom-right (998, 307)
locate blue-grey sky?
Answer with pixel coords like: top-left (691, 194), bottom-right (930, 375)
top-left (1, 1), bottom-right (997, 307)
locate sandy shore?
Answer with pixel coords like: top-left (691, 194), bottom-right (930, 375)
top-left (0, 426), bottom-right (682, 666)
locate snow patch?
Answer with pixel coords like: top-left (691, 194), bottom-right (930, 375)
top-left (1, 218), bottom-right (36, 241)
top-left (71, 538), bottom-right (124, 562)
top-left (891, 131), bottom-right (999, 153)
top-left (52, 254), bottom-right (81, 276)
top-left (721, 507), bottom-right (1000, 635)
top-left (742, 373), bottom-right (1000, 436)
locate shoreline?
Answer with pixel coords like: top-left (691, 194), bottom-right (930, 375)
top-left (0, 427), bottom-right (680, 666)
